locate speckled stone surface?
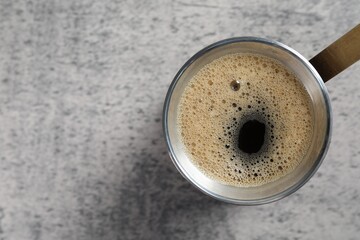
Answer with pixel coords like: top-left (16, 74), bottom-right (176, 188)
top-left (0, 0), bottom-right (360, 239)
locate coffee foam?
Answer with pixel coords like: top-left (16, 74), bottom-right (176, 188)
top-left (177, 53), bottom-right (313, 187)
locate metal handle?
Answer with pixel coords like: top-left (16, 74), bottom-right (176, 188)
top-left (310, 24), bottom-right (360, 82)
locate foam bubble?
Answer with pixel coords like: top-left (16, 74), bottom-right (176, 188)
top-left (177, 53), bottom-right (313, 187)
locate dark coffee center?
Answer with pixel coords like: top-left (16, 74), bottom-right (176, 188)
top-left (238, 119), bottom-right (265, 154)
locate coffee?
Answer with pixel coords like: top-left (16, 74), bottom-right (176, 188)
top-left (177, 53), bottom-right (313, 187)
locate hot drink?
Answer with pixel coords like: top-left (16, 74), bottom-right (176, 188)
top-left (177, 53), bottom-right (313, 187)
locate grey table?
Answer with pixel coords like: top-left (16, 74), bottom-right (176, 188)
top-left (0, 0), bottom-right (359, 239)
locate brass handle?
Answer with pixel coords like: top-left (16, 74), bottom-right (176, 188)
top-left (310, 24), bottom-right (360, 82)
